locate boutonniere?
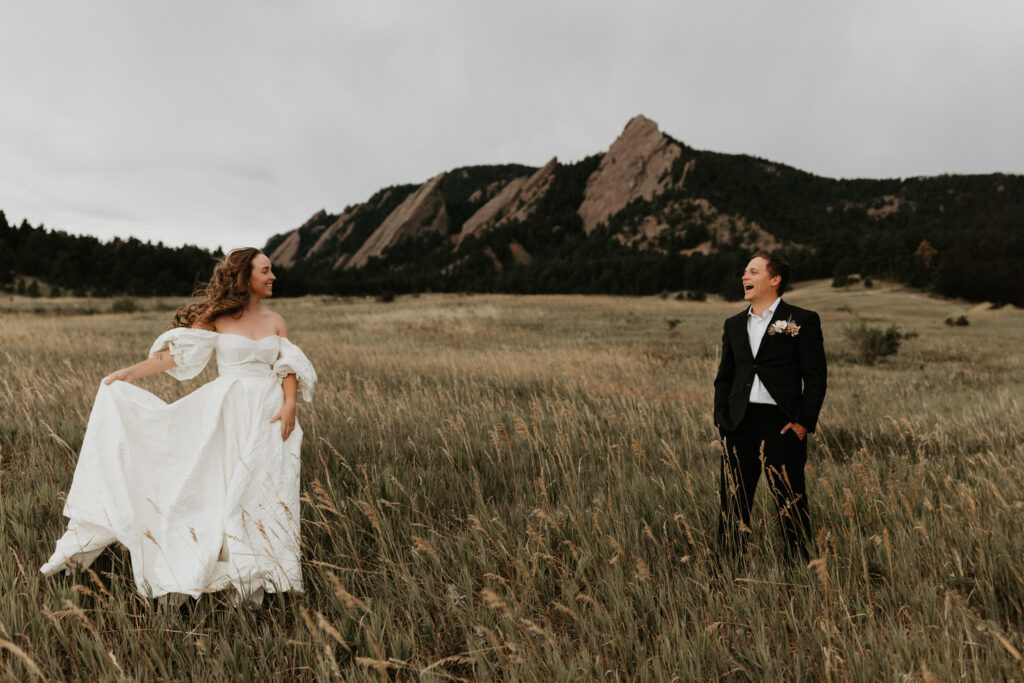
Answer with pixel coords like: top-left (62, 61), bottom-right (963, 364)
top-left (768, 316), bottom-right (801, 337)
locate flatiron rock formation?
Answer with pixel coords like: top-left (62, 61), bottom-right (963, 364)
top-left (456, 158), bottom-right (558, 245)
top-left (577, 115), bottom-right (682, 235)
top-left (254, 113), bottom-right (1022, 305)
top-left (346, 173), bottom-right (448, 269)
top-left (306, 207), bottom-right (362, 260)
top-left (268, 230), bottom-right (301, 269)
top-left (268, 210), bottom-right (332, 269)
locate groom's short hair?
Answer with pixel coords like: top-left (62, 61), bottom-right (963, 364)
top-left (752, 250), bottom-right (791, 295)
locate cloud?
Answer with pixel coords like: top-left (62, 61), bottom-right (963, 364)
top-left (1, 0), bottom-right (1021, 250)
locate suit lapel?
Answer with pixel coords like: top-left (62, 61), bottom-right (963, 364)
top-left (754, 300), bottom-right (788, 360)
top-left (730, 311), bottom-right (754, 364)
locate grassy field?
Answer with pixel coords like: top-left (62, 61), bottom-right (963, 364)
top-left (1, 281), bottom-right (1023, 680)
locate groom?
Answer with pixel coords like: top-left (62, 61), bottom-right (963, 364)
top-left (713, 251), bottom-right (827, 561)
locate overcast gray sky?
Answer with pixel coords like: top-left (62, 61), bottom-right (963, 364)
top-left (2, 0), bottom-right (1022, 251)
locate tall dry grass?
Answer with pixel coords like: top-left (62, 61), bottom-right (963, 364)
top-left (1, 282), bottom-right (1022, 680)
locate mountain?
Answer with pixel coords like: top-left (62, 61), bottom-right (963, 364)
top-left (3, 115), bottom-right (1021, 303)
top-left (265, 115), bottom-right (1024, 305)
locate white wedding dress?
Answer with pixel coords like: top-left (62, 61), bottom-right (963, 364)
top-left (40, 329), bottom-right (317, 599)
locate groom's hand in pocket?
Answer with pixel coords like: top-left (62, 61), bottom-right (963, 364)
top-left (780, 422), bottom-right (807, 441)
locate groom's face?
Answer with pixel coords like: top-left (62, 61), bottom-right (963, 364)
top-left (742, 256), bottom-right (781, 303)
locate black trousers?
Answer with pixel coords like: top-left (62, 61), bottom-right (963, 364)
top-left (719, 404), bottom-right (811, 560)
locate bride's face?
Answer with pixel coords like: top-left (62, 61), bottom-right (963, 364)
top-left (248, 253), bottom-right (275, 298)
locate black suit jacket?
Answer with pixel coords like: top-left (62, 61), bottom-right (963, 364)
top-left (713, 300), bottom-right (827, 433)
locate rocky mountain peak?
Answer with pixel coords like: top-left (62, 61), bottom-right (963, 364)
top-left (456, 157), bottom-right (558, 246)
top-left (269, 210), bottom-right (330, 269)
top-left (344, 173), bottom-right (449, 269)
top-left (577, 114), bottom-right (683, 235)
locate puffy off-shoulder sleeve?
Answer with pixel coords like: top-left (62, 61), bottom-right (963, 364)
top-left (148, 328), bottom-right (217, 381)
top-left (273, 337), bottom-right (318, 402)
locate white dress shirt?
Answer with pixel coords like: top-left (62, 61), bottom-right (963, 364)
top-left (746, 297), bottom-right (781, 405)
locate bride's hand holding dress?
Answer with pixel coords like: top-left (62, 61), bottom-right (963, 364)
top-left (103, 345), bottom-right (179, 385)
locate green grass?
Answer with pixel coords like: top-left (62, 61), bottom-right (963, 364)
top-left (2, 281), bottom-right (1023, 680)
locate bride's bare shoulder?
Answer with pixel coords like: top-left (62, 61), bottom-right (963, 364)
top-left (269, 310), bottom-right (290, 338)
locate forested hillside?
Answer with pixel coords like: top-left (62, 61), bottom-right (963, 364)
top-left (4, 115), bottom-right (1022, 304)
top-left (268, 116), bottom-right (1024, 305)
top-left (0, 211), bottom-right (216, 297)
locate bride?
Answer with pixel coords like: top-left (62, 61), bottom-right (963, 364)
top-left (41, 247), bottom-right (317, 606)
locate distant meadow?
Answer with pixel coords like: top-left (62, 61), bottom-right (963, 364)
top-left (2, 281), bottom-right (1023, 680)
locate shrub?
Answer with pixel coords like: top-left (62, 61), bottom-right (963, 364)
top-left (149, 299), bottom-right (180, 312)
top-left (844, 323), bottom-right (917, 364)
top-left (111, 298), bottom-right (138, 313)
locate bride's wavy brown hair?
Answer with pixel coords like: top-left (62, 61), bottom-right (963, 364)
top-left (172, 247), bottom-right (263, 328)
